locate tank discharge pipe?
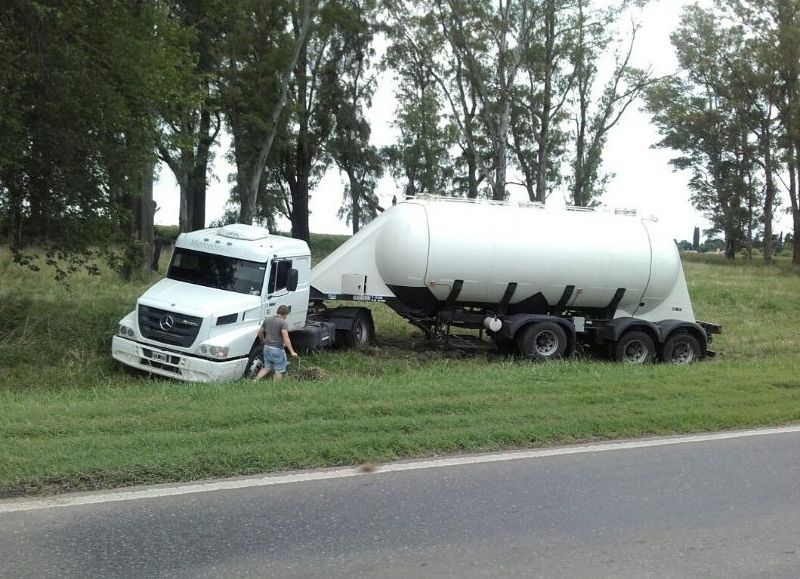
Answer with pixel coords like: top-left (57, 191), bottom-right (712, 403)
top-left (484, 317), bottom-right (503, 332)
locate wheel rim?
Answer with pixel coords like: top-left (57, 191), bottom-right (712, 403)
top-left (354, 320), bottom-right (365, 343)
top-left (246, 357), bottom-right (262, 378)
top-left (623, 340), bottom-right (648, 363)
top-left (670, 341), bottom-right (695, 364)
top-left (534, 330), bottom-right (559, 357)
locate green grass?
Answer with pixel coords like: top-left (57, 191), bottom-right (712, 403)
top-left (1, 241), bottom-right (799, 497)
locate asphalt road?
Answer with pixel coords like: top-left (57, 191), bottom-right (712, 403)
top-left (3, 428), bottom-right (800, 578)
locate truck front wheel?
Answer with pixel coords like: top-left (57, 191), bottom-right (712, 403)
top-left (516, 322), bottom-right (568, 361)
top-left (243, 342), bottom-right (263, 379)
top-left (338, 309), bottom-right (374, 347)
top-left (660, 332), bottom-right (701, 364)
top-left (613, 331), bottom-right (656, 364)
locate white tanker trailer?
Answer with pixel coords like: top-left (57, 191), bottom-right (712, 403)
top-left (112, 197), bottom-right (720, 382)
top-left (311, 197), bottom-right (720, 364)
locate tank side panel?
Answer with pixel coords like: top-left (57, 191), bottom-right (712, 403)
top-left (422, 203), bottom-right (651, 313)
top-left (374, 203), bottom-right (430, 290)
top-left (635, 221), bottom-right (695, 322)
top-left (422, 202), bottom-right (499, 302)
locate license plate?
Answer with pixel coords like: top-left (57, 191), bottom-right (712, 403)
top-left (151, 351), bottom-right (169, 363)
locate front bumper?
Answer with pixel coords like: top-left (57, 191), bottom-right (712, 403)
top-left (112, 335), bottom-right (247, 382)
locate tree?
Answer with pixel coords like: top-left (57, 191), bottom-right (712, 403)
top-left (382, 3), bottom-right (457, 197)
top-left (437, 0), bottom-right (533, 201)
top-left (0, 0), bottom-right (193, 278)
top-left (719, 0), bottom-right (800, 265)
top-left (645, 5), bottom-right (763, 259)
top-left (692, 226), bottom-right (700, 251)
top-left (157, 0), bottom-right (226, 233)
top-left (569, 0), bottom-right (653, 206)
top-left (224, 0), bottom-right (318, 233)
top-left (326, 0), bottom-right (384, 233)
top-left (510, 0), bottom-right (573, 203)
top-left (701, 237), bottom-right (725, 253)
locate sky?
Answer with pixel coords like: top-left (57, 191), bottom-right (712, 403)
top-left (152, 0), bottom-right (793, 243)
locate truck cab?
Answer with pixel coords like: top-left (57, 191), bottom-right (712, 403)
top-left (112, 224), bottom-right (312, 382)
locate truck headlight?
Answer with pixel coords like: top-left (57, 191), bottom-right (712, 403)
top-left (119, 324), bottom-right (134, 337)
top-left (199, 345), bottom-right (229, 359)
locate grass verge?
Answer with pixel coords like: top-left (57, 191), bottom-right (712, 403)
top-left (1, 243), bottom-right (799, 497)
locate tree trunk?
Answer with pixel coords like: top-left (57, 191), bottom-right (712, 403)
top-left (535, 0), bottom-right (556, 204)
top-left (6, 177), bottom-right (23, 246)
top-left (239, 0), bottom-right (313, 226)
top-left (792, 151), bottom-right (800, 266)
top-left (492, 87), bottom-right (512, 201)
top-left (346, 166), bottom-right (361, 234)
top-left (492, 131), bottom-right (507, 201)
top-left (724, 230), bottom-right (736, 260)
top-left (178, 144), bottom-right (192, 233)
top-left (188, 168), bottom-right (206, 231)
top-left (290, 177), bottom-right (311, 242)
top-left (572, 1), bottom-right (588, 207)
top-left (139, 159), bottom-right (156, 276)
top-left (122, 159), bottom-right (156, 280)
top-left (405, 167), bottom-right (417, 197)
top-left (466, 151), bottom-right (479, 199)
top-left (762, 124), bottom-right (775, 263)
top-left (189, 106), bottom-right (213, 231)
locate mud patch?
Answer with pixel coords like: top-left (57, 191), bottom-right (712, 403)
top-left (291, 366), bottom-right (329, 381)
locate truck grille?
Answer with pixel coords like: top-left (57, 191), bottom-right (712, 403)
top-left (138, 305), bottom-right (202, 347)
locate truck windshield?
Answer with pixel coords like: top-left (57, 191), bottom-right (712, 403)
top-left (167, 248), bottom-right (267, 295)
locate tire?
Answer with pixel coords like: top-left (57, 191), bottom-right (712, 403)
top-left (339, 309), bottom-right (374, 347)
top-left (660, 332), bottom-right (702, 365)
top-left (243, 342), bottom-right (263, 379)
top-left (612, 330), bottom-right (656, 364)
top-left (516, 322), bottom-right (568, 361)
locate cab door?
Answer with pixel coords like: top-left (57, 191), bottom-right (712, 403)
top-left (264, 256), bottom-right (310, 329)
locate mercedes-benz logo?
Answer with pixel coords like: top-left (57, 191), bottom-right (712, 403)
top-left (159, 315), bottom-right (175, 331)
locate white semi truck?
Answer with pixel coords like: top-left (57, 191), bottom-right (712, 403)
top-left (112, 197), bottom-right (720, 381)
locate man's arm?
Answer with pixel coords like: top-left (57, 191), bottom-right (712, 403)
top-left (281, 329), bottom-right (298, 357)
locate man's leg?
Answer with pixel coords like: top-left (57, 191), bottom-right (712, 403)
top-left (271, 349), bottom-right (288, 381)
top-left (254, 347), bottom-right (273, 381)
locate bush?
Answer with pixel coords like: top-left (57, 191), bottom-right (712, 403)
top-left (154, 225), bottom-right (180, 242)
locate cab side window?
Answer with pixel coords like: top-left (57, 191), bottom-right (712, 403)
top-left (268, 260), bottom-right (292, 294)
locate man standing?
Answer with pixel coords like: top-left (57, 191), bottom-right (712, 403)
top-left (254, 305), bottom-right (298, 381)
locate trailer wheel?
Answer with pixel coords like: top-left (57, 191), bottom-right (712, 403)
top-left (243, 342), bottom-right (263, 379)
top-left (516, 322), bottom-right (568, 361)
top-left (661, 332), bottom-right (701, 365)
top-left (339, 309), bottom-right (374, 347)
top-left (613, 331), bottom-right (656, 364)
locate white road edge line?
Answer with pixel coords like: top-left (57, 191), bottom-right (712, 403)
top-left (3, 425), bottom-right (800, 514)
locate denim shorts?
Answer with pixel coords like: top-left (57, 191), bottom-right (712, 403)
top-left (263, 345), bottom-right (288, 374)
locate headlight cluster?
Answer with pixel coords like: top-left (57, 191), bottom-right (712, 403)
top-left (199, 345), bottom-right (230, 359)
top-left (118, 324), bottom-right (134, 337)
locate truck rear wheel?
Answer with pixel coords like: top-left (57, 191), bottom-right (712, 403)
top-left (613, 331), bottom-right (656, 364)
top-left (660, 332), bottom-right (701, 364)
top-left (516, 322), bottom-right (568, 361)
top-left (338, 309), bottom-right (374, 347)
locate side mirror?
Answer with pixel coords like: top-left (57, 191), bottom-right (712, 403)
top-left (287, 268), bottom-right (299, 292)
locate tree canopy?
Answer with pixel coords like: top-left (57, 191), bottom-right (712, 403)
top-left (5, 0), bottom-right (796, 277)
